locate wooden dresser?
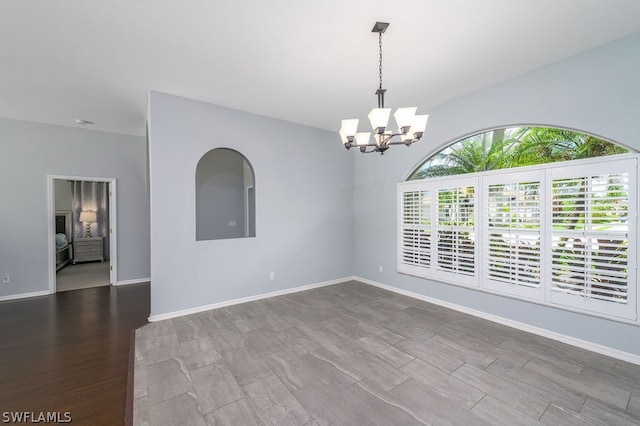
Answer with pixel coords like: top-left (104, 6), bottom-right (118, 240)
top-left (73, 237), bottom-right (104, 263)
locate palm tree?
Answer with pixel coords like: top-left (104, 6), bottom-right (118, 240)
top-left (408, 126), bottom-right (627, 180)
top-left (513, 127), bottom-right (627, 165)
top-left (409, 128), bottom-right (529, 179)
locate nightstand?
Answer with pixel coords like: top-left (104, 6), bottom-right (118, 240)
top-left (73, 237), bottom-right (104, 263)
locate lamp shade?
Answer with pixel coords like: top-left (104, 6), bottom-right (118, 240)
top-left (355, 132), bottom-right (371, 146)
top-left (410, 115), bottom-right (429, 135)
top-left (368, 108), bottom-right (391, 132)
top-left (339, 128), bottom-right (349, 145)
top-left (340, 119), bottom-right (359, 137)
top-left (401, 132), bottom-right (414, 142)
top-left (79, 210), bottom-right (97, 223)
top-left (393, 107), bottom-right (417, 130)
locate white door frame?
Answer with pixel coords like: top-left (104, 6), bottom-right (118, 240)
top-left (47, 175), bottom-right (118, 293)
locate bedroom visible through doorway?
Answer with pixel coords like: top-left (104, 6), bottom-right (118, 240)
top-left (48, 176), bottom-right (117, 293)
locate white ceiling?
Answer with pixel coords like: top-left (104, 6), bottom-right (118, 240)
top-left (2, 0), bottom-right (640, 137)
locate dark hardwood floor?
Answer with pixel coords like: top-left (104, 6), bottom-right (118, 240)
top-left (0, 283), bottom-right (149, 425)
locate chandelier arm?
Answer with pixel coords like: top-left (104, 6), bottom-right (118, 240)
top-left (345, 142), bottom-right (386, 150)
top-left (359, 146), bottom-right (379, 154)
top-left (376, 133), bottom-right (421, 145)
top-left (386, 140), bottom-right (417, 146)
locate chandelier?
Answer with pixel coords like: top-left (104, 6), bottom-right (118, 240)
top-left (339, 22), bottom-right (428, 155)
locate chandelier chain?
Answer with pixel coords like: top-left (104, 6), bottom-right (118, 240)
top-left (378, 31), bottom-right (383, 90)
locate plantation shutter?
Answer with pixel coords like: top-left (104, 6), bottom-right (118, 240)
top-left (400, 189), bottom-right (431, 269)
top-left (547, 159), bottom-right (637, 320)
top-left (436, 186), bottom-right (476, 278)
top-left (398, 155), bottom-right (636, 322)
top-left (398, 177), bottom-right (478, 287)
top-left (484, 171), bottom-right (543, 300)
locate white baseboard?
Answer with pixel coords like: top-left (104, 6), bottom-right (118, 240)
top-left (0, 290), bottom-right (49, 302)
top-left (355, 276), bottom-right (640, 366)
top-left (116, 277), bottom-right (150, 286)
top-left (148, 276), bottom-right (353, 322)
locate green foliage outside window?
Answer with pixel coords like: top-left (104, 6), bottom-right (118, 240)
top-left (407, 127), bottom-right (628, 180)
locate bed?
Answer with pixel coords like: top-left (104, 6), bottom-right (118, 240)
top-left (55, 211), bottom-right (73, 271)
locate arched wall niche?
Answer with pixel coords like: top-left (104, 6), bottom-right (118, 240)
top-left (195, 148), bottom-right (256, 241)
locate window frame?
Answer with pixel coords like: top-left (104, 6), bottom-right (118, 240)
top-left (397, 153), bottom-right (639, 324)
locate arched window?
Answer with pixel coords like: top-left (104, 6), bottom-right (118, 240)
top-left (407, 126), bottom-right (628, 180)
top-left (196, 148), bottom-right (255, 241)
top-left (398, 126), bottom-right (638, 323)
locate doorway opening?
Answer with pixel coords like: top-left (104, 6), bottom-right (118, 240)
top-left (47, 175), bottom-right (117, 293)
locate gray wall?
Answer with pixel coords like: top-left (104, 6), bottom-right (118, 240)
top-left (148, 91), bottom-right (353, 317)
top-left (196, 149), bottom-right (247, 240)
top-left (353, 33), bottom-right (640, 356)
top-left (0, 118), bottom-right (150, 297)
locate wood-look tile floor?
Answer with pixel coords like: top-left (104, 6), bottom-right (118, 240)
top-left (134, 281), bottom-right (640, 425)
top-left (0, 283), bottom-right (150, 424)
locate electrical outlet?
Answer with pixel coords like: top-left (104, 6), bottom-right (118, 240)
top-left (269, 272), bottom-right (275, 280)
top-left (379, 265), bottom-right (384, 273)
top-left (2, 274), bottom-right (10, 284)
